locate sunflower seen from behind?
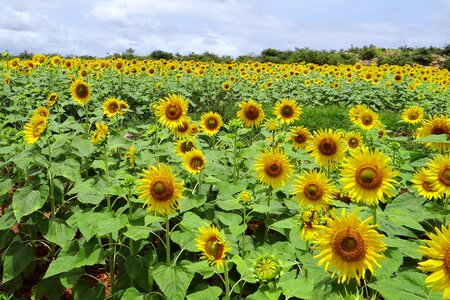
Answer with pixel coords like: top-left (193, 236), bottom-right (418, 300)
top-left (273, 98), bottom-right (301, 125)
top-left (23, 114), bottom-right (47, 145)
top-left (154, 94), bottom-right (189, 130)
top-left (314, 209), bottom-right (386, 284)
top-left (196, 224), bottom-right (230, 269)
top-left (200, 112), bottom-right (223, 136)
top-left (255, 149), bottom-right (293, 189)
top-left (307, 129), bottom-right (345, 169)
top-left (237, 99), bottom-right (265, 128)
top-left (137, 163), bottom-right (184, 215)
top-left (70, 79), bottom-right (91, 105)
top-left (426, 154), bottom-right (450, 196)
top-left (292, 169), bottom-right (336, 209)
top-left (340, 147), bottom-right (399, 206)
top-left (417, 224), bottom-right (450, 299)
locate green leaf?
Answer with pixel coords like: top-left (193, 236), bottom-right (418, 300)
top-left (179, 212), bottom-right (209, 233)
top-left (216, 211), bottom-right (242, 226)
top-left (71, 136), bottom-right (96, 158)
top-left (2, 241), bottom-right (34, 283)
top-left (414, 134), bottom-right (450, 143)
top-left (0, 208), bottom-right (18, 230)
top-left (123, 225), bottom-right (152, 241)
top-left (50, 159), bottom-right (81, 182)
top-left (69, 179), bottom-right (105, 205)
top-left (125, 255), bottom-right (152, 292)
top-left (280, 277), bottom-right (314, 299)
top-left (384, 237), bottom-right (423, 259)
top-left (232, 255), bottom-right (257, 283)
top-left (376, 248), bottom-right (404, 280)
top-left (386, 208), bottom-right (425, 231)
top-left (39, 218), bottom-right (77, 248)
top-left (170, 230), bottom-right (198, 252)
top-left (152, 261), bottom-right (194, 300)
top-left (186, 286), bottom-right (223, 300)
top-left (13, 185), bottom-right (49, 220)
top-left (0, 178), bottom-right (12, 197)
top-left (121, 288), bottom-right (146, 300)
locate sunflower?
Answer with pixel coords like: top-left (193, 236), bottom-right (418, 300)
top-left (426, 154), bottom-right (450, 196)
top-left (47, 92), bottom-right (58, 106)
top-left (175, 139), bottom-right (196, 156)
top-left (117, 100), bottom-right (129, 115)
top-left (401, 105), bottom-right (424, 124)
top-left (190, 122), bottom-right (200, 136)
top-left (314, 209), bottom-right (386, 284)
top-left (70, 79), bottom-right (91, 105)
top-left (200, 112), bottom-right (223, 136)
top-left (238, 190), bottom-right (253, 206)
top-left (172, 119), bottom-right (192, 139)
top-left (307, 129), bottom-right (345, 169)
top-left (254, 255), bottom-right (282, 283)
top-left (411, 168), bottom-right (443, 200)
top-left (34, 106), bottom-right (50, 118)
top-left (91, 122), bottom-right (108, 146)
top-left (154, 94), bottom-right (189, 130)
top-left (103, 98), bottom-right (120, 118)
top-left (417, 225), bottom-right (450, 299)
top-left (417, 115), bottom-right (450, 152)
top-left (354, 108), bottom-right (382, 130)
top-left (265, 118), bottom-right (280, 132)
top-left (196, 225), bottom-right (230, 268)
top-left (340, 147), bottom-right (399, 206)
top-left (124, 144), bottom-right (135, 169)
top-left (254, 150), bottom-right (293, 189)
top-left (300, 208), bottom-right (325, 241)
top-left (273, 98), bottom-right (301, 124)
top-left (183, 149), bottom-right (206, 174)
top-left (345, 131), bottom-right (363, 152)
top-left (137, 163), bottom-right (184, 215)
top-left (290, 126), bottom-right (311, 149)
top-left (23, 114), bottom-right (47, 145)
top-left (237, 99), bottom-right (265, 128)
top-left (292, 169), bottom-right (337, 208)
top-left (221, 81), bottom-right (231, 91)
top-left (348, 104), bottom-right (368, 124)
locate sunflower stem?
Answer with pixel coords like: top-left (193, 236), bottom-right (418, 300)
top-left (271, 130), bottom-right (276, 152)
top-left (84, 102), bottom-right (89, 136)
top-left (444, 196), bottom-right (449, 224)
top-left (197, 170), bottom-right (203, 196)
top-left (224, 261), bottom-right (231, 300)
top-left (232, 127), bottom-right (239, 183)
top-left (264, 187), bottom-right (273, 243)
top-left (371, 206), bottom-right (377, 224)
top-left (241, 206), bottom-right (247, 258)
top-left (165, 215), bottom-right (171, 265)
top-left (55, 101), bottom-right (61, 133)
top-left (104, 143), bottom-right (115, 293)
top-left (127, 188), bottom-right (134, 288)
top-left (47, 138), bottom-right (55, 220)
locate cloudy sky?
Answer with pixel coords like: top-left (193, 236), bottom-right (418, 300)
top-left (1, 0), bottom-right (449, 57)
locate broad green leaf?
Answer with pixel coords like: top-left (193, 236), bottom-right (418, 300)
top-left (376, 248), bottom-right (404, 280)
top-left (179, 212), bottom-right (210, 232)
top-left (152, 261), bottom-right (194, 300)
top-left (280, 277), bottom-right (314, 299)
top-left (0, 208), bottom-right (17, 230)
top-left (185, 260), bottom-right (215, 279)
top-left (125, 255), bottom-right (152, 292)
top-left (13, 185), bottom-right (49, 220)
top-left (39, 218), bottom-right (77, 248)
top-left (232, 255), bottom-right (258, 283)
top-left (50, 159), bottom-right (81, 182)
top-left (170, 230), bottom-right (198, 252)
top-left (387, 208), bottom-right (425, 231)
top-left (71, 136), bottom-right (96, 158)
top-left (186, 286), bottom-right (223, 300)
top-left (216, 211), bottom-right (242, 226)
top-left (121, 287), bottom-right (146, 300)
top-left (0, 178), bottom-right (12, 196)
top-left (123, 225), bottom-right (152, 241)
top-left (414, 134), bottom-right (450, 143)
top-left (384, 237), bottom-right (423, 259)
top-left (2, 241), bottom-right (34, 283)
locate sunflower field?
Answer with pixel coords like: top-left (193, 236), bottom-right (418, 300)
top-left (0, 55), bottom-right (450, 300)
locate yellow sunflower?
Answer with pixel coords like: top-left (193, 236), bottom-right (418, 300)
top-left (196, 224), bottom-right (230, 268)
top-left (200, 112), bottom-right (223, 136)
top-left (411, 168), bottom-right (443, 201)
top-left (124, 144), bottom-right (135, 169)
top-left (117, 100), bottom-right (129, 115)
top-left (348, 104), bottom-right (368, 124)
top-left (290, 126), bottom-right (311, 149)
top-left (254, 150), bottom-right (293, 189)
top-left (417, 225), bottom-right (450, 299)
top-left (23, 114), bottom-right (47, 145)
top-left (417, 115), bottom-right (450, 152)
top-left (340, 147), bottom-right (399, 206)
top-left (183, 149), bottom-right (206, 174)
top-left (190, 122), bottom-right (200, 137)
top-left (314, 209), bottom-right (386, 284)
top-left (345, 131), bottom-right (364, 152)
top-left (402, 105), bottom-right (424, 124)
top-left (33, 106), bottom-right (50, 118)
top-left (273, 98), bottom-right (302, 124)
top-left (90, 122), bottom-right (108, 146)
top-left (137, 163), bottom-right (184, 215)
top-left (172, 119), bottom-right (192, 139)
top-left (300, 208), bottom-right (325, 241)
top-left (47, 92), bottom-right (58, 106)
top-left (292, 169), bottom-right (337, 208)
top-left (426, 154), bottom-right (450, 196)
top-left (354, 108), bottom-right (382, 130)
top-left (70, 79), bottom-right (91, 105)
top-left (175, 139), bottom-right (196, 156)
top-left (103, 98), bottom-right (120, 118)
top-left (154, 94), bottom-right (189, 130)
top-left (307, 129), bottom-right (346, 169)
top-left (237, 99), bottom-right (265, 128)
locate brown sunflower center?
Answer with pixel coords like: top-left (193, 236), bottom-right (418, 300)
top-left (362, 115), bottom-right (373, 125)
top-left (75, 84), bottom-right (89, 99)
top-left (438, 167), bottom-right (450, 186)
top-left (150, 179), bottom-right (174, 202)
top-left (180, 141), bottom-right (194, 153)
top-left (355, 165), bottom-right (383, 190)
top-left (108, 103), bottom-right (118, 112)
top-left (244, 105), bottom-right (260, 121)
top-left (281, 105), bottom-right (294, 118)
top-left (333, 229), bottom-right (366, 262)
top-left (431, 126), bottom-right (448, 135)
top-left (348, 137), bottom-right (359, 148)
top-left (206, 117), bottom-right (218, 130)
top-left (166, 104), bottom-right (182, 120)
top-left (190, 157), bottom-right (204, 170)
top-left (205, 237), bottom-right (225, 260)
top-left (293, 133), bottom-right (307, 144)
top-left (318, 138), bottom-right (337, 156)
top-left (303, 182), bottom-right (324, 201)
top-left (177, 121), bottom-right (189, 133)
top-left (49, 95), bottom-right (57, 102)
top-left (408, 112), bottom-right (418, 120)
top-left (422, 180), bottom-right (435, 192)
top-left (264, 160), bottom-right (283, 178)
top-left (444, 248), bottom-right (450, 274)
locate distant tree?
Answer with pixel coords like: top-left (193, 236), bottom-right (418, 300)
top-left (150, 50), bottom-right (174, 60)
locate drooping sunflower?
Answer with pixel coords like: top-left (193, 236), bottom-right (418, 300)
top-left (292, 169), bottom-right (337, 208)
top-left (70, 79), bottom-right (91, 105)
top-left (273, 98), bottom-right (302, 124)
top-left (314, 209), bottom-right (387, 284)
top-left (175, 139), bottom-right (196, 157)
top-left (417, 115), bottom-right (450, 152)
top-left (183, 149), bottom-right (206, 174)
top-left (154, 94), bottom-right (189, 130)
top-left (33, 106), bottom-right (50, 118)
top-left (237, 99), bottom-right (265, 128)
top-left (47, 92), bottom-right (58, 106)
top-left (417, 225), bottom-right (450, 299)
top-left (290, 126), bottom-right (311, 149)
top-left (345, 131), bottom-right (364, 152)
top-left (411, 167), bottom-right (443, 200)
top-left (402, 105), bottom-right (424, 124)
top-left (90, 122), bottom-right (108, 146)
top-left (23, 114), bottom-right (47, 145)
top-left (254, 150), bottom-right (293, 189)
top-left (426, 154), bottom-right (450, 196)
top-left (307, 129), bottom-right (346, 169)
top-left (196, 224), bottom-right (230, 268)
top-left (124, 144), bottom-right (135, 169)
top-left (200, 112), bottom-right (223, 136)
top-left (340, 147), bottom-right (399, 205)
top-left (103, 98), bottom-right (120, 118)
top-left (137, 163), bottom-right (184, 215)
top-left (354, 108), bottom-right (382, 130)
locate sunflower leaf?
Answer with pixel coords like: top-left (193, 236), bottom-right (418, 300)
top-left (152, 261), bottom-right (194, 300)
